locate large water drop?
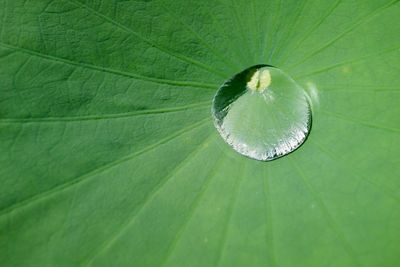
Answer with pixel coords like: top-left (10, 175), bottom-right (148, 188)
top-left (212, 65), bottom-right (311, 161)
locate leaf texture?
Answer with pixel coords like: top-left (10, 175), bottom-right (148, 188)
top-left (0, 0), bottom-right (399, 266)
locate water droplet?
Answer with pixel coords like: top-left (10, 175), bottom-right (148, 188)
top-left (212, 65), bottom-right (311, 161)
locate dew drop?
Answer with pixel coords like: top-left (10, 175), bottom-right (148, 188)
top-left (212, 65), bottom-right (312, 161)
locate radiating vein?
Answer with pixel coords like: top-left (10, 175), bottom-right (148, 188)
top-left (323, 89), bottom-right (400, 94)
top-left (272, 0), bottom-right (309, 62)
top-left (280, 0), bottom-right (342, 65)
top-left (249, 0), bottom-right (260, 62)
top-left (0, 101), bottom-right (210, 123)
top-left (266, 0), bottom-right (283, 63)
top-left (321, 110), bottom-right (400, 133)
top-left (222, 0), bottom-right (255, 62)
top-left (214, 161), bottom-right (246, 267)
top-left (260, 0), bottom-right (281, 60)
top-left (160, 4), bottom-right (239, 70)
top-left (290, 159), bottom-right (362, 267)
top-left (287, 0), bottom-right (400, 68)
top-left (261, 167), bottom-right (277, 267)
top-left (0, 42), bottom-right (218, 90)
top-left (68, 0), bottom-right (227, 78)
top-left (293, 45), bottom-right (400, 78)
top-left (309, 139), bottom-right (400, 203)
top-left (321, 85), bottom-right (400, 93)
top-left (321, 84), bottom-right (400, 90)
top-left (84, 133), bottom-right (216, 267)
top-left (160, 150), bottom-right (225, 267)
top-left (0, 117), bottom-right (211, 218)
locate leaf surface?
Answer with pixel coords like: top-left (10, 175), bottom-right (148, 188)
top-left (1, 0), bottom-right (399, 266)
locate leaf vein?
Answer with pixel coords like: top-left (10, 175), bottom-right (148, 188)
top-left (68, 0), bottom-right (227, 78)
top-left (0, 101), bottom-right (210, 123)
top-left (287, 0), bottom-right (400, 68)
top-left (0, 117), bottom-right (211, 218)
top-left (321, 110), bottom-right (400, 133)
top-left (280, 0), bottom-right (342, 65)
top-left (160, 148), bottom-right (225, 267)
top-left (290, 159), bottom-right (362, 267)
top-left (262, 167), bottom-right (278, 267)
top-left (293, 45), bottom-right (400, 78)
top-left (84, 132), bottom-right (215, 266)
top-left (309, 139), bottom-right (400, 203)
top-left (214, 162), bottom-right (246, 267)
top-left (0, 42), bottom-right (217, 90)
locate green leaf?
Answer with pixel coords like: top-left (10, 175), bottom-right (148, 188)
top-left (1, 0), bottom-right (399, 266)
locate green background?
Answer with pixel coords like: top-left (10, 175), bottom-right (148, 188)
top-left (0, 0), bottom-right (399, 266)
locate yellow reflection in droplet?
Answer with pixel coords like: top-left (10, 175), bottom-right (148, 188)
top-left (247, 68), bottom-right (271, 93)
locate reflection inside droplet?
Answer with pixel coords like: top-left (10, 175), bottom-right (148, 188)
top-left (212, 65), bottom-right (312, 161)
